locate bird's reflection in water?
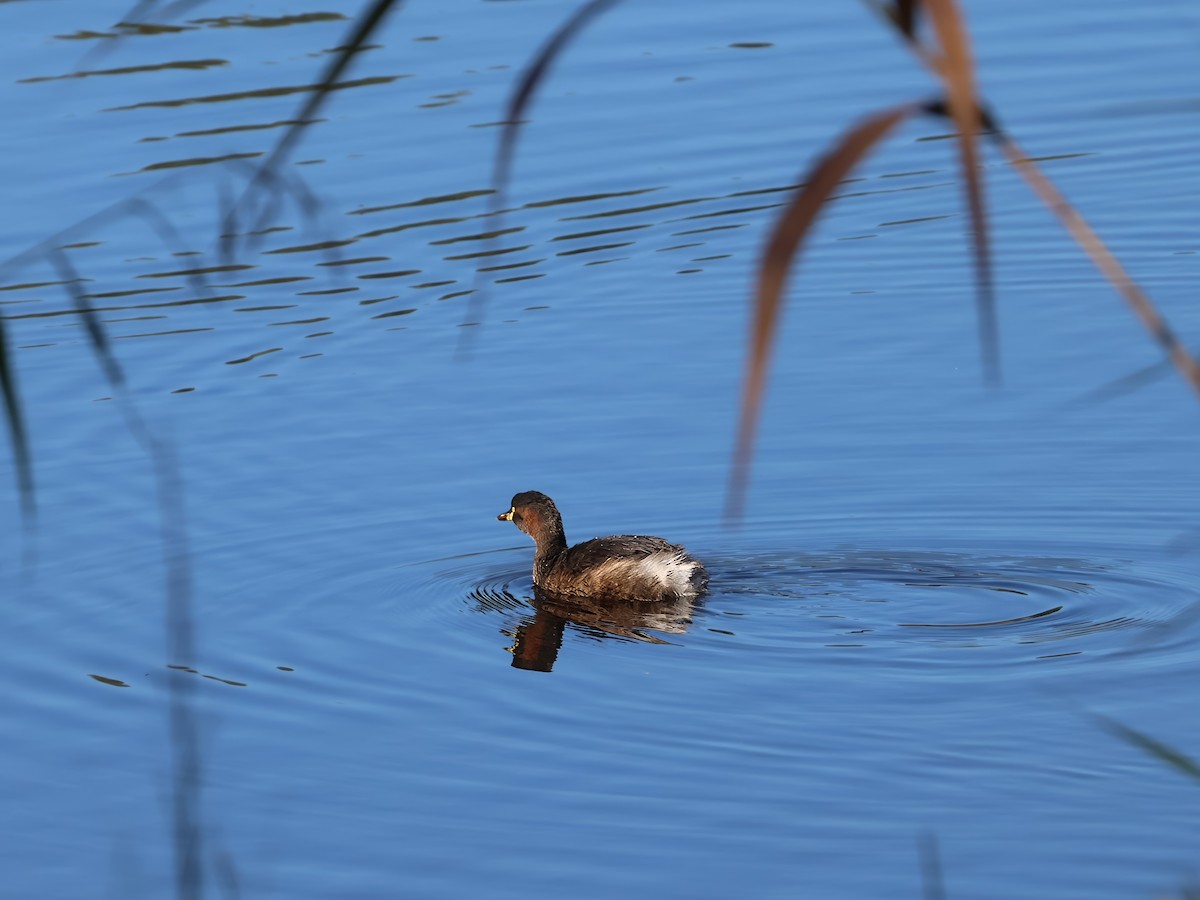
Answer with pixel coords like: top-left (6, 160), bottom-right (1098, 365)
top-left (507, 589), bottom-right (696, 672)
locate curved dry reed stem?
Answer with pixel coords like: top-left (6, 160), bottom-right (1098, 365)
top-left (870, 1), bottom-right (998, 384)
top-left (994, 134), bottom-right (1200, 397)
top-left (727, 103), bottom-right (920, 522)
top-left (923, 0), bottom-right (997, 384)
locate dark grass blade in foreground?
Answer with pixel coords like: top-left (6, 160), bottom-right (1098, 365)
top-left (917, 831), bottom-right (947, 900)
top-left (0, 319), bottom-right (34, 521)
top-left (220, 0), bottom-right (405, 248)
top-left (1065, 345), bottom-right (1200, 407)
top-left (77, 0), bottom-right (211, 69)
top-left (153, 438), bottom-right (206, 900)
top-left (19, 219), bottom-right (214, 900)
top-left (727, 103), bottom-right (919, 522)
top-left (46, 250), bottom-right (210, 897)
top-left (488, 0), bottom-right (624, 223)
top-left (127, 198), bottom-right (216, 300)
top-left (1095, 716), bottom-right (1200, 783)
top-left (0, 182), bottom-right (215, 521)
top-left (51, 251), bottom-right (127, 392)
top-left (464, 0), bottom-right (624, 332)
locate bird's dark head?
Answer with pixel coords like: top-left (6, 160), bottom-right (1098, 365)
top-left (497, 491), bottom-right (565, 546)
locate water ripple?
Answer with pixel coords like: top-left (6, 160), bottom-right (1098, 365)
top-left (418, 547), bottom-right (1200, 678)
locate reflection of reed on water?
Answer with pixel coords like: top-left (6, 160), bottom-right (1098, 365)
top-left (509, 588), bottom-right (696, 673)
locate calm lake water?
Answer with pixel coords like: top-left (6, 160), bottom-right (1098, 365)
top-left (3, 1), bottom-right (1199, 897)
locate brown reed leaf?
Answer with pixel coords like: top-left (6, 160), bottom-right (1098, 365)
top-left (874, 0), bottom-right (998, 384)
top-left (993, 133), bottom-right (1200, 398)
top-left (875, 1), bottom-right (1196, 397)
top-left (923, 0), bottom-right (997, 384)
top-left (886, 0), bottom-right (920, 39)
top-left (727, 103), bottom-right (920, 521)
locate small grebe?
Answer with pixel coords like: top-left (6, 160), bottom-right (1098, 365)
top-left (497, 491), bottom-right (707, 602)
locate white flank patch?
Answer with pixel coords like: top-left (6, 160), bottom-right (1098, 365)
top-left (583, 548), bottom-right (703, 599)
top-left (639, 550), bottom-right (701, 595)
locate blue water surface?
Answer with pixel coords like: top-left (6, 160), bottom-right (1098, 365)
top-left (2, 1), bottom-right (1199, 897)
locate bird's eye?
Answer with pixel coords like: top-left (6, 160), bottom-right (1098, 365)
top-left (513, 511), bottom-right (523, 522)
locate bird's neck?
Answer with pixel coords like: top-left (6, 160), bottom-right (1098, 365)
top-left (532, 527), bottom-right (568, 580)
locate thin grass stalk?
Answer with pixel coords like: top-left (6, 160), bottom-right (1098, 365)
top-left (464, 0), bottom-right (624, 333)
top-left (917, 830), bottom-right (947, 900)
top-left (52, 247), bottom-right (205, 899)
top-left (159, 435), bottom-right (202, 900)
top-left (1095, 715), bottom-right (1200, 783)
top-left (222, 0), bottom-right (404, 244)
top-left (488, 0), bottom-right (624, 224)
top-left (0, 319), bottom-right (34, 520)
top-left (51, 251), bottom-right (126, 391)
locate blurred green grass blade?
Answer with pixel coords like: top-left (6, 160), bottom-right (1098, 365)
top-left (52, 251), bottom-right (126, 391)
top-left (251, 0), bottom-right (403, 193)
top-left (127, 197), bottom-right (214, 299)
top-left (917, 831), bottom-right (947, 900)
top-left (225, 0), bottom-right (405, 241)
top-left (0, 319), bottom-right (35, 520)
top-left (492, 0), bottom-right (624, 210)
top-left (465, 0), bottom-right (623, 335)
top-left (728, 102), bottom-right (919, 521)
top-left (1097, 716), bottom-right (1200, 783)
